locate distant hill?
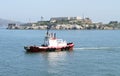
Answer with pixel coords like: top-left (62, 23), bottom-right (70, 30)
top-left (0, 18), bottom-right (22, 28)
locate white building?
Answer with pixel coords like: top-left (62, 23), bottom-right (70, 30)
top-left (50, 16), bottom-right (81, 22)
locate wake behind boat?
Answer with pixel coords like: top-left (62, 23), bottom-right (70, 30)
top-left (24, 28), bottom-right (74, 52)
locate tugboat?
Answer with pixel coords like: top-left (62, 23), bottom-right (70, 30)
top-left (24, 28), bottom-right (74, 52)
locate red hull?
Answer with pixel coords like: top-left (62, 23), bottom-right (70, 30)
top-left (24, 43), bottom-right (74, 52)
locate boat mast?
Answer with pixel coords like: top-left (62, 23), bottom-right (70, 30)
top-left (43, 24), bottom-right (51, 46)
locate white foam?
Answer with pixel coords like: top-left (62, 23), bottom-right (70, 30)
top-left (74, 47), bottom-right (120, 50)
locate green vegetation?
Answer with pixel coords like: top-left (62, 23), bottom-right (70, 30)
top-left (37, 21), bottom-right (50, 26)
top-left (105, 21), bottom-right (120, 29)
top-left (7, 17), bottom-right (120, 30)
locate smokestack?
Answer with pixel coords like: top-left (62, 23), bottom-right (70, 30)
top-left (54, 33), bottom-right (56, 38)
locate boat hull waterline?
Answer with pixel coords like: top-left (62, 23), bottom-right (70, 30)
top-left (24, 43), bottom-right (74, 52)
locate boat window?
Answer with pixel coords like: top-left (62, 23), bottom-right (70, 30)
top-left (57, 39), bottom-right (63, 43)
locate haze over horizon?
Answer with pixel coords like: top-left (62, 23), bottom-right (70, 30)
top-left (0, 0), bottom-right (120, 23)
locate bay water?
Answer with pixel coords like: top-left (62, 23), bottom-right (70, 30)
top-left (0, 29), bottom-right (120, 76)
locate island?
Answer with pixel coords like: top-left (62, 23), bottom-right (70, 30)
top-left (7, 16), bottom-right (120, 30)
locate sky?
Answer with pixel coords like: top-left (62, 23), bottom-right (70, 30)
top-left (0, 0), bottom-right (120, 23)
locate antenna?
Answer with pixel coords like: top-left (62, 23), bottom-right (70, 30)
top-left (82, 14), bottom-right (85, 21)
top-left (29, 18), bottom-right (31, 23)
top-left (41, 16), bottom-right (44, 21)
top-left (82, 14), bottom-right (85, 25)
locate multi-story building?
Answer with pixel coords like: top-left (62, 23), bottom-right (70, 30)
top-left (50, 16), bottom-right (81, 22)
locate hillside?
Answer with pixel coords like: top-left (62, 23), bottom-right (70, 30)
top-left (0, 18), bottom-right (21, 27)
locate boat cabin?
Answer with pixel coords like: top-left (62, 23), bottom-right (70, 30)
top-left (43, 32), bottom-right (67, 47)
